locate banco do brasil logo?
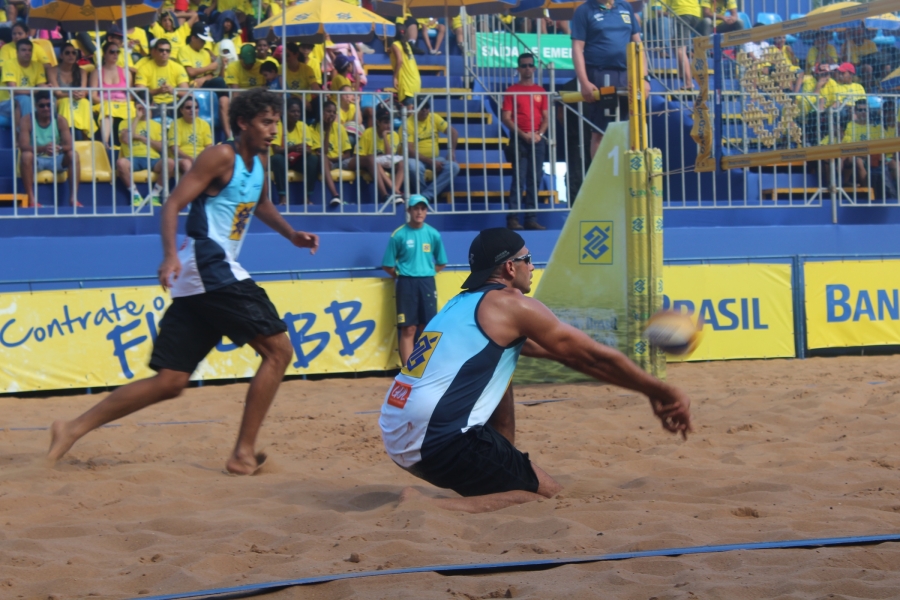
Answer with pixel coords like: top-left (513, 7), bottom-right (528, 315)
top-left (579, 221), bottom-right (613, 265)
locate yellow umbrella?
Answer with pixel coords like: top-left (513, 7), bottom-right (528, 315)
top-left (865, 12), bottom-right (900, 30)
top-left (254, 0), bottom-right (396, 43)
top-left (807, 1), bottom-right (862, 30)
top-left (28, 0), bottom-right (162, 31)
top-left (372, 0), bottom-right (518, 19)
top-left (510, 0), bottom-right (581, 20)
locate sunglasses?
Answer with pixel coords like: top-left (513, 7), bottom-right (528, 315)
top-left (509, 253), bottom-right (532, 265)
top-left (107, 49), bottom-right (120, 54)
top-left (37, 103), bottom-right (51, 109)
top-left (155, 47), bottom-right (171, 53)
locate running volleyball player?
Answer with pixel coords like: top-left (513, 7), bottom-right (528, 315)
top-left (48, 89), bottom-right (320, 475)
top-left (379, 228), bottom-right (692, 513)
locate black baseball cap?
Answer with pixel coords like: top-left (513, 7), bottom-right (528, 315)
top-left (461, 228), bottom-right (526, 291)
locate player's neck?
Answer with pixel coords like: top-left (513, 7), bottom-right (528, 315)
top-left (234, 137), bottom-right (259, 167)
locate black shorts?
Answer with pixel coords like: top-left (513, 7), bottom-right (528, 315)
top-left (585, 67), bottom-right (629, 131)
top-left (395, 275), bottom-right (437, 328)
top-left (149, 279), bottom-right (288, 374)
top-left (406, 425), bottom-right (540, 497)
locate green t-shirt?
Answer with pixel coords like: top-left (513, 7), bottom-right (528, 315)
top-left (382, 223), bottom-right (447, 277)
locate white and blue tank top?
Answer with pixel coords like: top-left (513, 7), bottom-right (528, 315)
top-left (379, 284), bottom-right (526, 467)
top-left (170, 142), bottom-right (265, 298)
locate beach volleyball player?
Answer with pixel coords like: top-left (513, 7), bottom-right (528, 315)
top-left (379, 228), bottom-right (692, 513)
top-left (47, 89), bottom-right (320, 475)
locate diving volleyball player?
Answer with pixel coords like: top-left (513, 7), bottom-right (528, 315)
top-left (48, 89), bottom-right (320, 475)
top-left (379, 228), bottom-right (692, 513)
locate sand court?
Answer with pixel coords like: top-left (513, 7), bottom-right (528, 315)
top-left (4, 356), bottom-right (900, 598)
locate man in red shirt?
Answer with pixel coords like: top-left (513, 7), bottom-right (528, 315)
top-left (501, 53), bottom-right (548, 231)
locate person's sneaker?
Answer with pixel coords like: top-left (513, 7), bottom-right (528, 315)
top-left (146, 191), bottom-right (162, 207)
top-left (131, 190), bottom-right (143, 207)
top-left (412, 44), bottom-right (425, 55)
top-left (507, 216), bottom-right (524, 230)
top-left (357, 43), bottom-right (375, 54)
top-left (524, 220), bottom-right (546, 230)
top-left (329, 197), bottom-right (343, 207)
top-left (393, 194), bottom-right (406, 205)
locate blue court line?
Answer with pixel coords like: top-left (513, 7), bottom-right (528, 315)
top-left (0, 420), bottom-right (222, 432)
top-left (137, 533), bottom-right (900, 600)
top-left (354, 399), bottom-right (575, 415)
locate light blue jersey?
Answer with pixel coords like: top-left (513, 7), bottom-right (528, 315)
top-left (379, 284), bottom-right (525, 467)
top-left (171, 143), bottom-right (265, 298)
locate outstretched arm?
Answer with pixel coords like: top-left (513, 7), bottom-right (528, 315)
top-left (517, 299), bottom-right (692, 438)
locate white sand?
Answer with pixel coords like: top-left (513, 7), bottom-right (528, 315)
top-left (3, 356), bottom-right (900, 598)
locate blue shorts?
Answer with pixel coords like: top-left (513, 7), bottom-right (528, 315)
top-left (395, 275), bottom-right (437, 327)
top-left (36, 154), bottom-right (66, 172)
top-left (131, 157), bottom-right (161, 172)
top-left (585, 67), bottom-right (630, 132)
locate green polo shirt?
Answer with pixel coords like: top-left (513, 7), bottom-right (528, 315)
top-left (382, 223), bottom-right (447, 277)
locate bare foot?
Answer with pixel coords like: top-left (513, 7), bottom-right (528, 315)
top-left (225, 451), bottom-right (267, 475)
top-left (399, 487), bottom-right (427, 505)
top-left (71, 199), bottom-right (84, 208)
top-left (47, 420), bottom-right (77, 462)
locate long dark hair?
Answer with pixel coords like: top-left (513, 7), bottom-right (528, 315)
top-left (58, 42), bottom-right (82, 84)
top-left (394, 25), bottom-right (412, 58)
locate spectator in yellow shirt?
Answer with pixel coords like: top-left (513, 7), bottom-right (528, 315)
top-left (0, 23), bottom-right (53, 82)
top-left (309, 99), bottom-right (354, 207)
top-left (356, 104), bottom-right (406, 203)
top-left (806, 32), bottom-right (838, 74)
top-left (391, 23), bottom-right (421, 107)
top-left (149, 10), bottom-right (197, 57)
top-left (836, 98), bottom-right (889, 188)
top-left (405, 102), bottom-right (459, 204)
top-left (0, 39), bottom-right (49, 121)
top-left (832, 62), bottom-right (867, 108)
top-left (178, 22), bottom-right (232, 138)
top-left (167, 96), bottom-right (213, 172)
top-left (701, 0), bottom-right (743, 34)
top-left (116, 102), bottom-right (176, 207)
top-left (254, 38), bottom-right (280, 68)
top-left (136, 38), bottom-right (190, 107)
top-left (300, 43), bottom-right (324, 85)
top-left (283, 42), bottom-right (321, 93)
top-left (225, 44), bottom-right (266, 90)
top-left (329, 53), bottom-right (356, 102)
top-left (842, 25), bottom-right (880, 90)
top-left (270, 96), bottom-right (317, 204)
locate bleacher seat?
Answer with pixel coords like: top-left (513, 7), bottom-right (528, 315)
top-left (33, 39), bottom-right (58, 67)
top-left (755, 13), bottom-right (782, 26)
top-left (738, 12), bottom-right (752, 31)
top-left (36, 170), bottom-right (67, 184)
top-left (75, 141), bottom-right (112, 183)
top-left (132, 170), bottom-right (159, 184)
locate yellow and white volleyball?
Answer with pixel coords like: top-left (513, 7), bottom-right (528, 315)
top-left (643, 310), bottom-right (702, 356)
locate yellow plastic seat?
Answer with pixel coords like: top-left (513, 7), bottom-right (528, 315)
top-left (75, 140), bottom-right (112, 183)
top-left (33, 39), bottom-right (58, 67)
top-left (132, 170), bottom-right (159, 184)
top-left (36, 170), bottom-right (67, 184)
top-left (328, 169), bottom-right (355, 183)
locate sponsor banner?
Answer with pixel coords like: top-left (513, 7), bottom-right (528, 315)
top-left (805, 260), bottom-right (900, 349)
top-left (691, 35), bottom-right (715, 173)
top-left (663, 263), bottom-right (795, 361)
top-left (475, 33), bottom-right (573, 70)
top-left (0, 279), bottom-right (400, 393)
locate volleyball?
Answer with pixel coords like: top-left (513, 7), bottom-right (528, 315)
top-left (643, 310), bottom-right (702, 356)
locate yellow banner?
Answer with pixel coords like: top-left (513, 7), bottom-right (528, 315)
top-left (0, 278), bottom-right (400, 393)
top-left (805, 260), bottom-right (900, 349)
top-left (663, 263), bottom-right (795, 361)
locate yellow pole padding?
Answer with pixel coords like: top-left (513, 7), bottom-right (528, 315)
top-left (646, 147), bottom-right (666, 379)
top-left (625, 150), bottom-right (649, 370)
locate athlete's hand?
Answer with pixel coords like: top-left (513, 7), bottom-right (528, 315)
top-left (291, 231), bottom-right (319, 254)
top-left (649, 386), bottom-right (692, 440)
top-left (158, 255), bottom-right (181, 291)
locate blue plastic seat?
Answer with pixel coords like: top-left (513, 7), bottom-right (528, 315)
top-left (191, 90), bottom-right (218, 129)
top-left (756, 12), bottom-right (782, 26)
top-left (737, 12), bottom-right (752, 31)
top-left (786, 13), bottom-right (806, 43)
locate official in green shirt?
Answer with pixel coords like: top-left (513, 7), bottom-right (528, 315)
top-left (382, 195), bottom-right (448, 366)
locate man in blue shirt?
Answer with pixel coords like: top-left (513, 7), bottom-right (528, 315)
top-left (571, 0), bottom-right (648, 158)
top-left (382, 195), bottom-right (448, 365)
